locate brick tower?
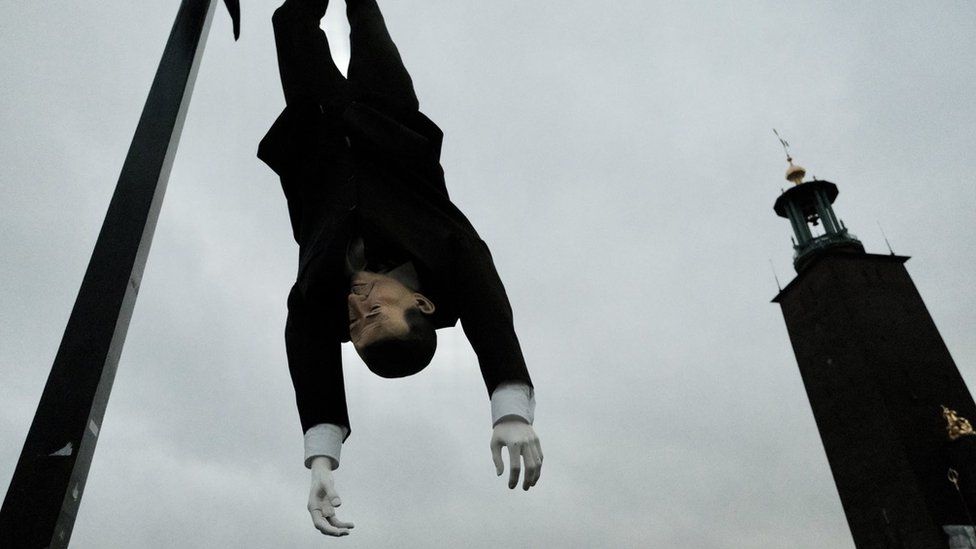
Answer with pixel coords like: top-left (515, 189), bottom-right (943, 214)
top-left (772, 158), bottom-right (976, 548)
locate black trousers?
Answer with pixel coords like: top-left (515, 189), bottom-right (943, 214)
top-left (272, 0), bottom-right (419, 118)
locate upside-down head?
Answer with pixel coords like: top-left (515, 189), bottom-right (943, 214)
top-left (347, 272), bottom-right (437, 378)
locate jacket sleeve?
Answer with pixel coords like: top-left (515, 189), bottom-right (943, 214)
top-left (285, 284), bottom-right (351, 439)
top-left (450, 236), bottom-right (533, 397)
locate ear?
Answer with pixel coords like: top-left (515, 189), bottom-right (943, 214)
top-left (413, 293), bottom-right (436, 315)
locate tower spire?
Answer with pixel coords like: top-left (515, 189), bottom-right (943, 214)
top-left (774, 129), bottom-right (808, 186)
top-left (771, 140), bottom-right (864, 271)
top-left (773, 128), bottom-right (792, 162)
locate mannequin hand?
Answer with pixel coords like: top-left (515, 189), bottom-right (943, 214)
top-left (490, 419), bottom-right (543, 491)
top-left (308, 457), bottom-right (354, 536)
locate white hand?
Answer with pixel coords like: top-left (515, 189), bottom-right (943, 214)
top-left (308, 457), bottom-right (355, 536)
top-left (490, 419), bottom-right (543, 490)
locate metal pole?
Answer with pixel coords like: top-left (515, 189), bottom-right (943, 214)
top-left (0, 1), bottom-right (234, 546)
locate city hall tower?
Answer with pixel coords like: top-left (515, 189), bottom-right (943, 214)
top-left (772, 158), bottom-right (976, 548)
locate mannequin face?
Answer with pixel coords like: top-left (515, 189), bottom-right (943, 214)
top-left (347, 272), bottom-right (434, 348)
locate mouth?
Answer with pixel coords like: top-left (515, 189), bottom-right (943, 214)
top-left (357, 321), bottom-right (384, 340)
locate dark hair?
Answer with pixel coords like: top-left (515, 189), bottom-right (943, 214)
top-left (357, 307), bottom-right (437, 378)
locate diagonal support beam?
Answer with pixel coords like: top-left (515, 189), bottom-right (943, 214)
top-left (0, 1), bottom-right (233, 546)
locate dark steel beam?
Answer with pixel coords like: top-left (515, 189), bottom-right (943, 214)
top-left (0, 1), bottom-right (224, 546)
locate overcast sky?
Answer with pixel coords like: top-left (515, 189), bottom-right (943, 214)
top-left (2, 1), bottom-right (975, 547)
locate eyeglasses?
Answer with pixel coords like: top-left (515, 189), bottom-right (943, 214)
top-left (350, 281), bottom-right (373, 299)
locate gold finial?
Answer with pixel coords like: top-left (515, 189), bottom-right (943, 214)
top-left (942, 405), bottom-right (976, 441)
top-left (785, 160), bottom-right (806, 186)
top-left (773, 129), bottom-right (806, 185)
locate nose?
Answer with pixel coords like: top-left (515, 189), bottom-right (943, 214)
top-left (347, 292), bottom-right (380, 317)
top-left (348, 293), bottom-right (366, 316)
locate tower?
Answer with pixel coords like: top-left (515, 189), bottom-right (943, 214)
top-left (772, 158), bottom-right (976, 548)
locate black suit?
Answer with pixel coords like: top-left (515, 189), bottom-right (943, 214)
top-left (258, 0), bottom-right (532, 440)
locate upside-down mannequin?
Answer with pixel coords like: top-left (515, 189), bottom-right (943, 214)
top-left (258, 0), bottom-right (543, 536)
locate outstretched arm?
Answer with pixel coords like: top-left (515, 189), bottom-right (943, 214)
top-left (452, 236), bottom-right (532, 391)
top-left (450, 236), bottom-right (543, 490)
top-left (285, 286), bottom-right (351, 442)
top-left (285, 285), bottom-right (355, 535)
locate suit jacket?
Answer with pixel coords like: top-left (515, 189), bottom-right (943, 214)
top-left (258, 99), bottom-right (532, 439)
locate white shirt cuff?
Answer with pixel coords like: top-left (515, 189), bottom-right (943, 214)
top-left (490, 382), bottom-right (535, 426)
top-left (304, 423), bottom-right (348, 469)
